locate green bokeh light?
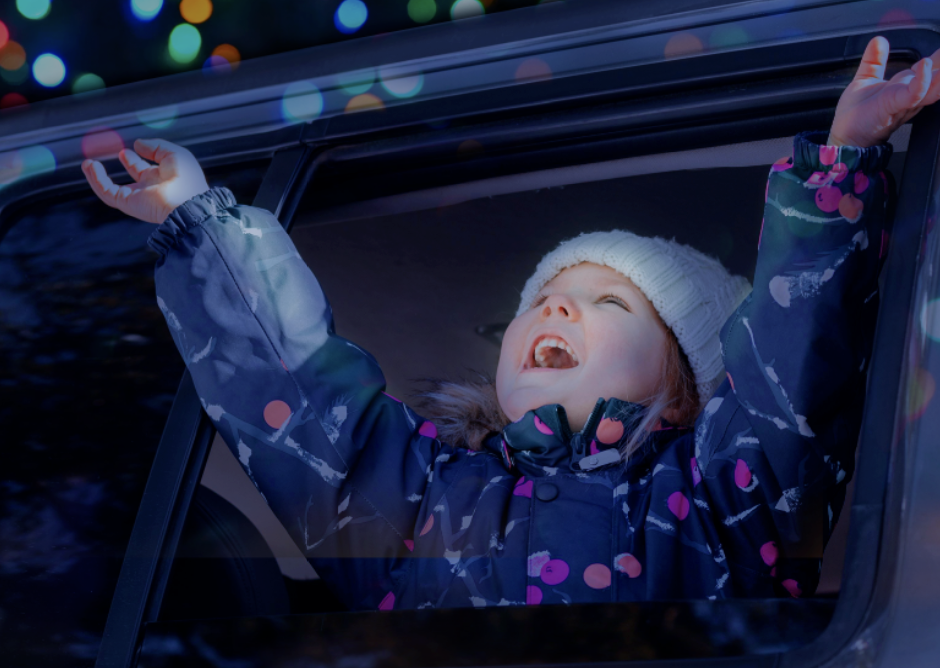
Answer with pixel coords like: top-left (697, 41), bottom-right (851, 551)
top-left (408, 0), bottom-right (436, 23)
top-left (169, 23), bottom-right (202, 64)
top-left (73, 73), bottom-right (106, 94)
top-left (17, 0), bottom-right (51, 20)
top-left (337, 68), bottom-right (375, 95)
top-left (450, 0), bottom-right (484, 21)
top-left (137, 104), bottom-right (179, 129)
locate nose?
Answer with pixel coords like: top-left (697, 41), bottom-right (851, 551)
top-left (540, 294), bottom-right (580, 322)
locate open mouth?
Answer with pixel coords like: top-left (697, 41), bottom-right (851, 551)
top-left (527, 335), bottom-right (580, 369)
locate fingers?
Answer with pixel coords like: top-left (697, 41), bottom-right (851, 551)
top-left (118, 148), bottom-right (160, 184)
top-left (854, 36), bottom-right (889, 82)
top-left (81, 159), bottom-right (122, 207)
top-left (133, 138), bottom-right (180, 166)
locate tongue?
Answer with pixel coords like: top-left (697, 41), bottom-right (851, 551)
top-left (543, 347), bottom-right (576, 369)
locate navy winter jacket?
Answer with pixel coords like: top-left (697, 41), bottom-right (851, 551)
top-left (147, 131), bottom-right (893, 610)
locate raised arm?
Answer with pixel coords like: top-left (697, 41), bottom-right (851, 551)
top-left (691, 35), bottom-right (940, 597)
top-left (84, 144), bottom-right (452, 610)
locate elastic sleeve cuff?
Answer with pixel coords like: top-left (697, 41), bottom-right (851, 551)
top-left (147, 186), bottom-right (238, 256)
top-left (792, 130), bottom-right (894, 175)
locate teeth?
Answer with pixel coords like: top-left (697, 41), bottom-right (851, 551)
top-left (533, 337), bottom-right (579, 367)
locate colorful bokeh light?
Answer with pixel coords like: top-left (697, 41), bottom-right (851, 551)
top-left (169, 23), bottom-right (201, 64)
top-left (202, 54), bottom-right (231, 75)
top-left (73, 73), bottom-right (105, 94)
top-left (379, 66), bottom-right (423, 98)
top-left (345, 93), bottom-right (384, 113)
top-left (32, 53), bottom-right (66, 87)
top-left (0, 92), bottom-right (28, 110)
top-left (0, 145), bottom-right (56, 188)
top-left (921, 298), bottom-right (940, 343)
top-left (281, 81), bottom-right (324, 123)
top-left (408, 0), bottom-right (436, 23)
top-left (335, 0), bottom-right (368, 34)
top-left (17, 0), bottom-right (51, 21)
top-left (211, 44), bottom-right (240, 70)
top-left (180, 0), bottom-right (213, 24)
top-left (451, 0), bottom-right (484, 20)
top-left (131, 0), bottom-right (163, 22)
top-left (664, 33), bottom-right (704, 59)
top-left (137, 104), bottom-right (179, 129)
top-left (337, 68), bottom-right (375, 95)
top-left (906, 367), bottom-right (936, 421)
top-left (515, 58), bottom-right (552, 82)
top-left (0, 40), bottom-right (27, 71)
top-left (709, 25), bottom-right (749, 48)
top-left (81, 127), bottom-right (126, 160)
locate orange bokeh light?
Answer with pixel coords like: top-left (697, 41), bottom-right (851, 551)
top-left (180, 0), bottom-right (213, 24)
top-left (345, 93), bottom-right (385, 113)
top-left (515, 58), bottom-right (552, 83)
top-left (211, 43), bottom-right (241, 70)
top-left (0, 40), bottom-right (26, 71)
top-left (664, 33), bottom-right (704, 59)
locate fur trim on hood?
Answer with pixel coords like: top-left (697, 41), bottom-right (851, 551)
top-left (412, 373), bottom-right (510, 452)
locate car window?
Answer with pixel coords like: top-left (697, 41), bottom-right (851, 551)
top-left (143, 127), bottom-right (911, 666)
top-left (0, 160), bottom-right (268, 667)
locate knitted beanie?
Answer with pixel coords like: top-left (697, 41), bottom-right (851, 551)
top-left (515, 231), bottom-right (752, 406)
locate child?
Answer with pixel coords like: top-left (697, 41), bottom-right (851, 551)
top-left (84, 37), bottom-right (940, 609)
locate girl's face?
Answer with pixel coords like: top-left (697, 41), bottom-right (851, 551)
top-left (495, 262), bottom-right (669, 433)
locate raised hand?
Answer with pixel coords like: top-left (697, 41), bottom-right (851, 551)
top-left (81, 138), bottom-right (210, 225)
top-left (829, 36), bottom-right (940, 148)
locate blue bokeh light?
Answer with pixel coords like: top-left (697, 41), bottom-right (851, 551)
top-left (335, 0), bottom-right (368, 34)
top-left (131, 0), bottom-right (163, 22)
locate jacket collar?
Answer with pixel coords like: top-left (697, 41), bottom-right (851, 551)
top-left (483, 397), bottom-right (685, 478)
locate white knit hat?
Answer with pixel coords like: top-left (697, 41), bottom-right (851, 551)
top-left (515, 231), bottom-right (752, 406)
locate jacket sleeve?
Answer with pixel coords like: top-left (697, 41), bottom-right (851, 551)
top-left (147, 188), bottom-right (449, 610)
top-left (692, 130), bottom-right (895, 597)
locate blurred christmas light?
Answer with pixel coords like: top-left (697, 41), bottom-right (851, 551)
top-left (379, 65), bottom-right (423, 98)
top-left (131, 0), bottom-right (163, 22)
top-left (451, 0), bottom-right (484, 20)
top-left (0, 40), bottom-right (26, 71)
top-left (337, 68), bottom-right (375, 95)
top-left (0, 21), bottom-right (9, 49)
top-left (281, 81), bottom-right (323, 124)
top-left (137, 104), bottom-right (179, 129)
top-left (169, 23), bottom-right (202, 64)
top-left (73, 73), bottom-right (106, 94)
top-left (709, 25), bottom-right (749, 48)
top-left (1, 63), bottom-right (29, 86)
top-left (514, 58), bottom-right (551, 82)
top-left (664, 32), bottom-right (704, 59)
top-left (33, 53), bottom-right (66, 87)
top-left (180, 0), bottom-right (213, 24)
top-left (81, 127), bottom-right (125, 160)
top-left (0, 92), bottom-right (28, 110)
top-left (202, 54), bottom-right (231, 75)
top-left (335, 0), bottom-right (368, 34)
top-left (211, 44), bottom-right (240, 69)
top-left (407, 0), bottom-right (436, 23)
top-left (345, 93), bottom-right (384, 113)
top-left (17, 0), bottom-right (51, 21)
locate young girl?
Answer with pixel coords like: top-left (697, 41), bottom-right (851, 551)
top-left (84, 37), bottom-right (940, 609)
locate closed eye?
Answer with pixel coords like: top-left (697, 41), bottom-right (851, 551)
top-left (598, 293), bottom-right (630, 311)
